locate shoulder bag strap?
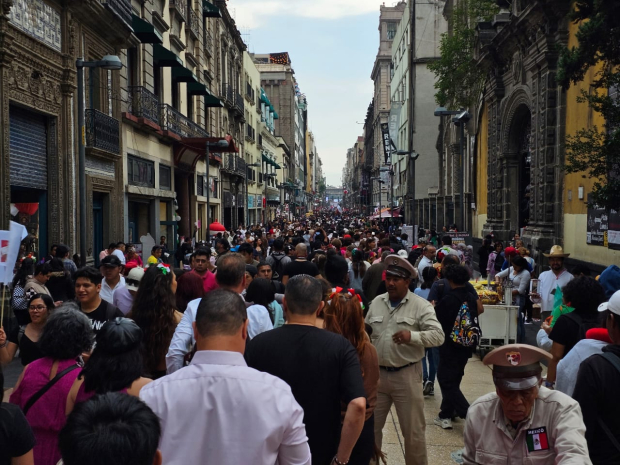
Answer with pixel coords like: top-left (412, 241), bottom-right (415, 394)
top-left (595, 352), bottom-right (620, 453)
top-left (23, 364), bottom-right (80, 415)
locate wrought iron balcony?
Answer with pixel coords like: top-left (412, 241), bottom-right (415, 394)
top-left (236, 157), bottom-right (246, 178)
top-left (169, 0), bottom-right (187, 22)
top-left (86, 109), bottom-right (121, 155)
top-left (234, 92), bottom-right (244, 114)
top-left (127, 86), bottom-right (160, 126)
top-left (99, 0), bottom-right (132, 27)
top-left (188, 7), bottom-right (201, 39)
top-left (221, 154), bottom-right (246, 179)
top-left (160, 104), bottom-right (208, 138)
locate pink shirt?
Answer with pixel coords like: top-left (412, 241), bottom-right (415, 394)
top-left (191, 269), bottom-right (218, 293)
top-left (140, 350), bottom-right (310, 465)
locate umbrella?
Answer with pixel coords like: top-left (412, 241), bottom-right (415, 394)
top-left (208, 221), bottom-right (226, 233)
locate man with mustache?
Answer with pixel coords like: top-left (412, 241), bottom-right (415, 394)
top-left (365, 255), bottom-right (444, 465)
top-left (463, 344), bottom-right (591, 464)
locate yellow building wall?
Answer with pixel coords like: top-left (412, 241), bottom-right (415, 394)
top-left (562, 20), bottom-right (620, 266)
top-left (473, 103), bottom-right (488, 237)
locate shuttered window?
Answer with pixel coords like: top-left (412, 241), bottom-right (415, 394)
top-left (9, 106), bottom-right (48, 189)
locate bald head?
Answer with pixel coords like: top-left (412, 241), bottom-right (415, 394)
top-left (295, 243), bottom-right (308, 257)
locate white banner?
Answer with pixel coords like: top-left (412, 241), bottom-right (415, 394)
top-left (1, 221), bottom-right (28, 285)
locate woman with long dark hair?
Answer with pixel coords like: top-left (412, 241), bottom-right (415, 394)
top-left (348, 248), bottom-right (369, 290)
top-left (175, 272), bottom-right (204, 313)
top-left (324, 291), bottom-right (379, 465)
top-left (246, 278), bottom-right (284, 328)
top-left (128, 265), bottom-right (182, 379)
top-left (65, 318), bottom-right (151, 415)
top-left (0, 293), bottom-right (54, 366)
top-left (11, 257), bottom-right (35, 325)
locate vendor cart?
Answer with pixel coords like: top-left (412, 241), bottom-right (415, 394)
top-left (477, 304), bottom-right (519, 358)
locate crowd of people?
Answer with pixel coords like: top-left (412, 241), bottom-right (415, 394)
top-left (0, 212), bottom-right (619, 465)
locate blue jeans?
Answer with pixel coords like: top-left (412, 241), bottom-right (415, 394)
top-left (422, 347), bottom-right (440, 383)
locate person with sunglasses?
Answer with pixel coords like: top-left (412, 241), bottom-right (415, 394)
top-left (0, 293), bottom-right (54, 367)
top-left (463, 344), bottom-right (591, 464)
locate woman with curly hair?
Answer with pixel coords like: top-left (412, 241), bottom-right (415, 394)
top-left (10, 304), bottom-right (93, 465)
top-left (324, 291), bottom-right (379, 465)
top-left (65, 318), bottom-right (151, 415)
top-left (128, 265), bottom-right (182, 379)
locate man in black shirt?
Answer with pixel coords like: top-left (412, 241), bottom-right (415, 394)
top-left (245, 275), bottom-right (366, 465)
top-left (74, 267), bottom-right (123, 334)
top-left (281, 244), bottom-right (320, 285)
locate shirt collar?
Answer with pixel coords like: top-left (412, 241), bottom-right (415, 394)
top-left (190, 350), bottom-right (247, 367)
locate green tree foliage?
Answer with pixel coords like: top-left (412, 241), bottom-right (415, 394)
top-left (428, 0), bottom-right (498, 108)
top-left (557, 0), bottom-right (620, 210)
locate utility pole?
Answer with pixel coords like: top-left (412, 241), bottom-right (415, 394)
top-left (407, 0), bottom-right (416, 229)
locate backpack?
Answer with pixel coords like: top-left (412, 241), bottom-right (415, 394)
top-left (494, 253), bottom-right (503, 272)
top-left (564, 312), bottom-right (589, 341)
top-left (448, 294), bottom-right (481, 348)
top-left (271, 254), bottom-right (286, 282)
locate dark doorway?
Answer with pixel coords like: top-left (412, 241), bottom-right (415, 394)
top-left (93, 193), bottom-right (104, 267)
top-left (518, 120), bottom-right (532, 229)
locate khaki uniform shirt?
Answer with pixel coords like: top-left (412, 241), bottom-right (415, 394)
top-left (463, 387), bottom-right (592, 465)
top-left (365, 291), bottom-right (444, 367)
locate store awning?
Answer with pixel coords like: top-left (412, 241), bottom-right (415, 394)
top-left (132, 15), bottom-right (163, 44)
top-left (154, 44), bottom-right (183, 67)
top-left (273, 160), bottom-right (281, 169)
top-left (174, 135), bottom-right (239, 170)
top-left (172, 66), bottom-right (199, 83)
top-left (188, 83), bottom-right (224, 107)
top-left (203, 0), bottom-right (222, 18)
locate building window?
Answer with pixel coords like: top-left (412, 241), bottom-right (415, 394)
top-left (387, 23), bottom-right (397, 40)
top-left (127, 47), bottom-right (138, 87)
top-left (197, 175), bottom-right (204, 196)
top-left (187, 88), bottom-right (194, 121)
top-left (128, 155), bottom-right (155, 188)
top-left (172, 81), bottom-right (179, 110)
top-left (159, 164), bottom-right (171, 190)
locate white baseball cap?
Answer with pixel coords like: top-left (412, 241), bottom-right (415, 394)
top-left (125, 267), bottom-right (145, 292)
top-left (598, 290), bottom-right (620, 316)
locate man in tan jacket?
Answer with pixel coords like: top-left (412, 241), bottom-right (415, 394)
top-left (463, 344), bottom-right (591, 464)
top-left (23, 263), bottom-right (52, 299)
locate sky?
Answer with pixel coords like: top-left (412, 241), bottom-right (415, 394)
top-left (228, 0), bottom-right (388, 187)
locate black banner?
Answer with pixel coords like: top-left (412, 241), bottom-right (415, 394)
top-left (381, 122), bottom-right (391, 164)
top-left (609, 209), bottom-right (620, 250)
top-left (586, 204), bottom-right (608, 246)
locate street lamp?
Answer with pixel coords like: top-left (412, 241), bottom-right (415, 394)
top-left (434, 107), bottom-right (470, 232)
top-left (246, 163), bottom-right (260, 227)
top-left (393, 150), bottom-right (419, 229)
top-left (205, 139), bottom-right (229, 242)
top-left (77, 55), bottom-right (122, 267)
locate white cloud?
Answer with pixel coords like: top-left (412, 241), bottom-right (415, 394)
top-left (229, 0), bottom-right (385, 28)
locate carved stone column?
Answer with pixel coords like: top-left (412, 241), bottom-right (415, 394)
top-left (0, 6), bottom-right (15, 230)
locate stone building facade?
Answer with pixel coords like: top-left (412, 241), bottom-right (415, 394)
top-left (0, 0), bottom-right (134, 261)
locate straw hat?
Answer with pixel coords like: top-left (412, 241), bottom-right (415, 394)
top-left (543, 245), bottom-right (570, 258)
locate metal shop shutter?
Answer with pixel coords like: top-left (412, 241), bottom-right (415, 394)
top-left (9, 105), bottom-right (48, 189)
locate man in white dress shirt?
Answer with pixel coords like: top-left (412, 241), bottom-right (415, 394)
top-left (166, 253), bottom-right (273, 373)
top-left (141, 289), bottom-right (310, 465)
top-left (417, 245), bottom-right (436, 281)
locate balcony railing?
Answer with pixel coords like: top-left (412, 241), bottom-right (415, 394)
top-left (86, 109), bottom-right (120, 154)
top-left (160, 104), bottom-right (208, 138)
top-left (169, 0), bottom-right (187, 22)
top-left (234, 92), bottom-right (244, 114)
top-left (127, 86), bottom-right (160, 126)
top-left (188, 7), bottom-right (200, 39)
top-left (221, 154), bottom-right (246, 179)
top-left (100, 0), bottom-right (132, 26)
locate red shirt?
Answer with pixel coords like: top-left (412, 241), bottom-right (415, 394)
top-left (191, 269), bottom-right (219, 293)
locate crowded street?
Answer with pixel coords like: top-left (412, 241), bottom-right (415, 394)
top-left (2, 0), bottom-right (620, 464)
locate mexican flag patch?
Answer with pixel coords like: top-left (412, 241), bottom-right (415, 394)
top-left (526, 427), bottom-right (549, 452)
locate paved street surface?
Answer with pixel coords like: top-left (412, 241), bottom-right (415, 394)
top-left (381, 354), bottom-right (495, 465)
